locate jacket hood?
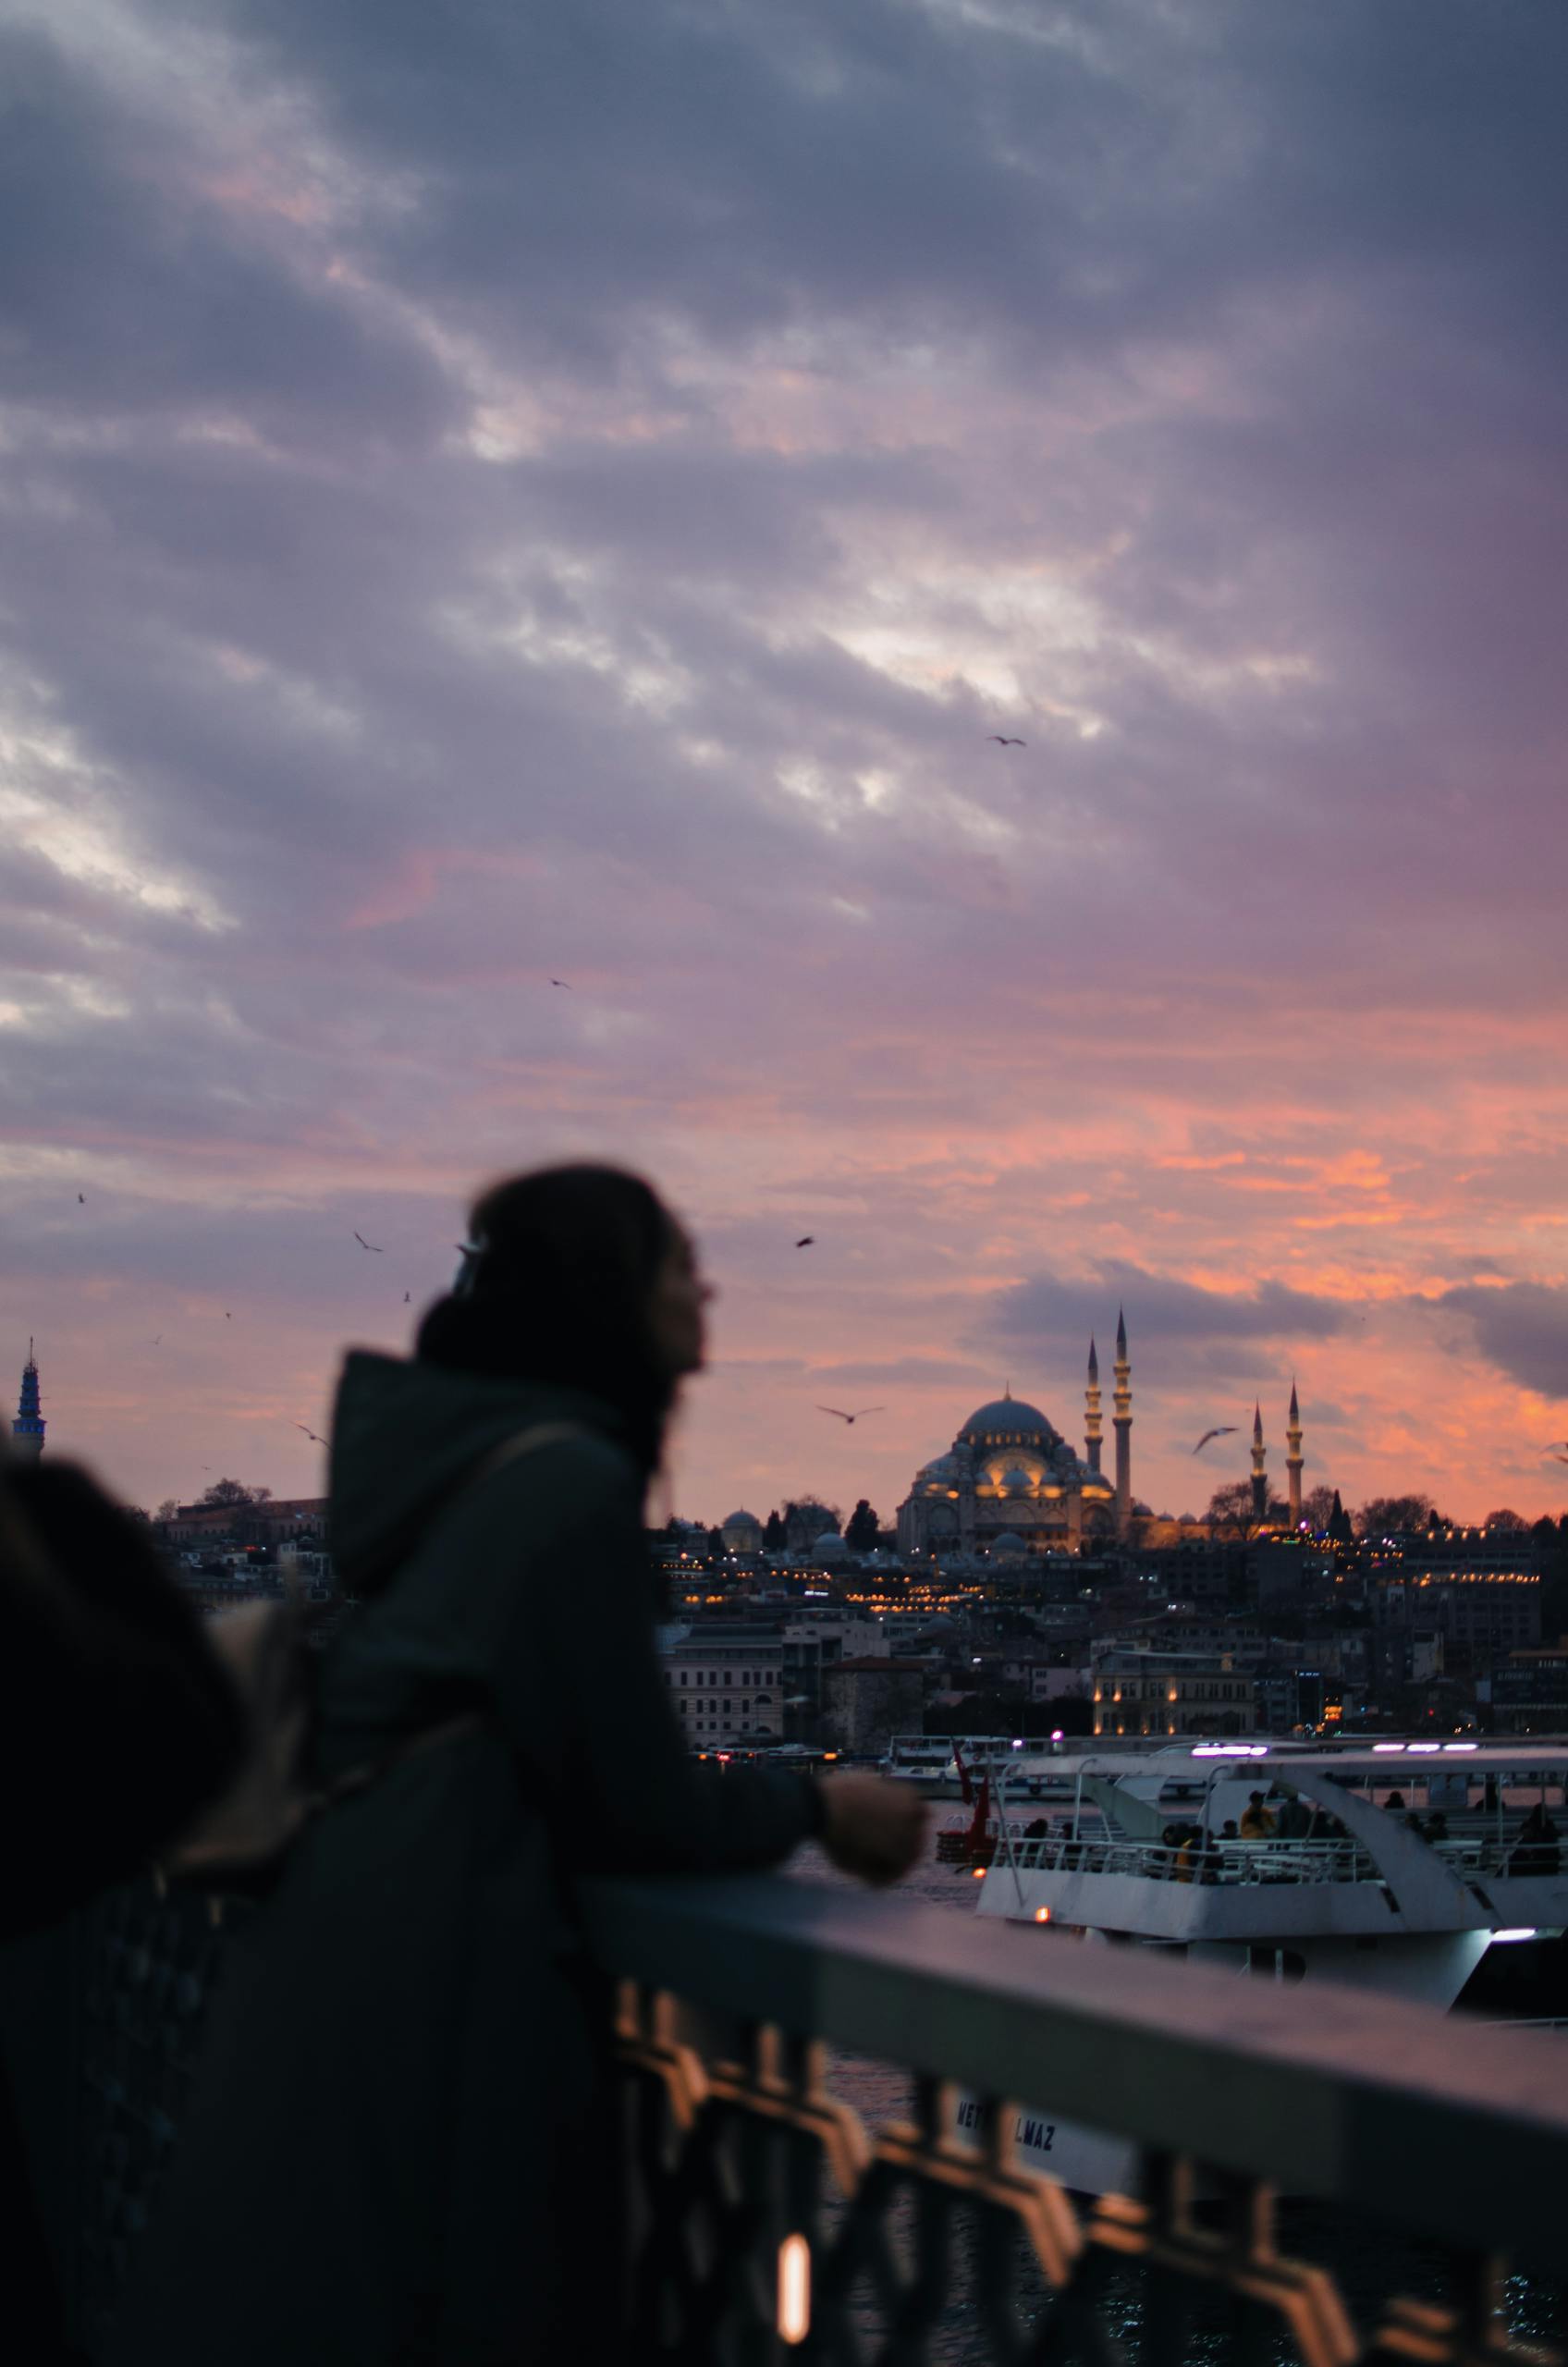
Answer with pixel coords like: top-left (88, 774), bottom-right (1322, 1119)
top-left (327, 1351), bottom-right (626, 1593)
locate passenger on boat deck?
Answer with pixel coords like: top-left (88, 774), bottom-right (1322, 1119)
top-left (1273, 1795), bottom-right (1313, 1839)
top-left (1512, 1802), bottom-right (1562, 1876)
top-left (1239, 1791), bottom-right (1277, 1840)
top-left (1425, 1810), bottom-right (1450, 1842)
top-left (1219, 1819), bottom-right (1239, 1840)
top-left (1023, 1817), bottom-right (1049, 1838)
top-left (106, 1162), bottom-right (927, 2367)
top-left (1385, 1789), bottom-right (1406, 1810)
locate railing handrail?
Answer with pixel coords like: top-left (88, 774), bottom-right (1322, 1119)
top-left (578, 1870), bottom-right (1568, 2265)
top-left (1004, 1834), bottom-right (1378, 1884)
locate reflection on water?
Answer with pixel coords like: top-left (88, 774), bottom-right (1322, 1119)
top-left (783, 1832), bottom-right (1563, 2362)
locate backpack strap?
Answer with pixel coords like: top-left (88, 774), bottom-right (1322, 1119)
top-left (463, 1420), bottom-right (594, 1492)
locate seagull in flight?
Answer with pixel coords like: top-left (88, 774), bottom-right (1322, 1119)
top-left (550, 978), bottom-right (571, 988)
top-left (986, 736), bottom-right (1026, 746)
top-left (78, 1192), bottom-right (86, 1204)
top-left (403, 1291), bottom-right (411, 1303)
top-left (353, 1232), bottom-right (383, 1253)
top-left (1192, 1426), bottom-right (1240, 1454)
top-left (149, 1335), bottom-right (162, 1347)
top-left (795, 1236), bottom-right (815, 1248)
top-left (817, 1405), bottom-right (885, 1426)
top-left (293, 1422), bottom-right (327, 1445)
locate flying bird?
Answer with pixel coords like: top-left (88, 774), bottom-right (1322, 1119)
top-left (224, 1311), bottom-right (232, 1320)
top-left (149, 1335), bottom-right (162, 1347)
top-left (1192, 1427), bottom-right (1240, 1454)
top-left (353, 1232), bottom-right (383, 1253)
top-left (293, 1422), bottom-right (326, 1445)
top-left (78, 1193), bottom-right (85, 1204)
top-left (403, 1291), bottom-right (411, 1303)
top-left (795, 1236), bottom-right (815, 1248)
top-left (550, 978), bottom-right (571, 988)
top-left (986, 736), bottom-right (1026, 746)
top-left (817, 1405), bottom-right (886, 1425)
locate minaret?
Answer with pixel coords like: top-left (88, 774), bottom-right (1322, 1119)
top-left (12, 1340), bottom-right (45, 1460)
top-left (1250, 1400), bottom-right (1268, 1523)
top-left (1084, 1337), bottom-right (1102, 1474)
top-left (1286, 1380), bottom-right (1303, 1526)
top-left (1112, 1309), bottom-right (1132, 1534)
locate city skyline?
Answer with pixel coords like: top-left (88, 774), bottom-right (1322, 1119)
top-left (2, 4), bottom-right (1565, 1524)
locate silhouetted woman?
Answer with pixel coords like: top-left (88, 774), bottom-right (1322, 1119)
top-left (111, 1165), bottom-right (923, 2367)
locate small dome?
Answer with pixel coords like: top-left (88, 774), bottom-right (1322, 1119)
top-left (813, 1530), bottom-right (848, 1558)
top-left (991, 1530), bottom-right (1029, 1558)
top-left (722, 1508), bottom-right (760, 1529)
top-left (919, 1453), bottom-right (961, 1482)
top-left (998, 1465), bottom-right (1035, 1492)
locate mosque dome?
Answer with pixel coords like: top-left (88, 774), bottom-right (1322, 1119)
top-left (957, 1391), bottom-right (1061, 1449)
top-left (722, 1509), bottom-right (761, 1530)
top-left (998, 1465), bottom-right (1035, 1493)
top-left (813, 1530), bottom-right (848, 1560)
top-left (919, 1453), bottom-right (962, 1486)
top-left (990, 1530), bottom-right (1029, 1558)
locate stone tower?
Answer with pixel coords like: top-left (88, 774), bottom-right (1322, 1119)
top-left (1084, 1337), bottom-right (1102, 1474)
top-left (1250, 1400), bottom-right (1268, 1523)
top-left (1112, 1309), bottom-right (1132, 1535)
top-left (1286, 1380), bottom-right (1303, 1526)
top-left (12, 1340), bottom-right (45, 1460)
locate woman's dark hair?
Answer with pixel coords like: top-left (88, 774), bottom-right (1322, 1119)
top-left (415, 1164), bottom-right (679, 1475)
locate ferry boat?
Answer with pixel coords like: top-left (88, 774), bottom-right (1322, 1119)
top-left (877, 1735), bottom-right (1023, 1800)
top-left (957, 1740), bottom-right (1568, 2192)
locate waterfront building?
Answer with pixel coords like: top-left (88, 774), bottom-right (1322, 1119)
top-left (819, 1659), bottom-right (927, 1755)
top-left (1091, 1645), bottom-right (1258, 1736)
top-left (657, 1625), bottom-right (784, 1743)
top-left (11, 1340), bottom-right (44, 1459)
top-left (1488, 1640), bottom-right (1568, 1734)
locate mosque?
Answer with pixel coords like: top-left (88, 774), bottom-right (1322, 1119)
top-left (895, 1316), bottom-right (1307, 1557)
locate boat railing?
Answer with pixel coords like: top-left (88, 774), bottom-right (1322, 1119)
top-left (998, 1830), bottom-right (1565, 1887)
top-left (1002, 1833), bottom-right (1381, 1885)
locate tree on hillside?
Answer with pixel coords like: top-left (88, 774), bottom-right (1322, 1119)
top-left (763, 1509), bottom-right (785, 1551)
top-left (201, 1478), bottom-right (271, 1508)
top-left (1205, 1482), bottom-right (1257, 1538)
top-left (1301, 1485), bottom-right (1338, 1532)
top-left (155, 1499), bottom-right (179, 1522)
top-left (705, 1527), bottom-right (725, 1559)
top-left (844, 1500), bottom-right (880, 1552)
top-left (1354, 1493), bottom-right (1437, 1538)
top-left (1482, 1508), bottom-right (1527, 1530)
top-left (782, 1497), bottom-right (841, 1545)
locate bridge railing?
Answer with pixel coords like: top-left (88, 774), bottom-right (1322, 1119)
top-left (582, 1870), bottom-right (1567, 2363)
top-left (9, 1870), bottom-right (1567, 2363)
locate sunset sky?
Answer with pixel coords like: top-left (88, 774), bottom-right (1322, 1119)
top-left (3, 0), bottom-right (1565, 1528)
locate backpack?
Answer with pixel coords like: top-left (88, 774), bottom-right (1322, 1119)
top-left (157, 1421), bottom-right (589, 1896)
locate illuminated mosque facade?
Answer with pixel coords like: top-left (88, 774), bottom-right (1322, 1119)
top-left (896, 1315), bottom-right (1306, 1558)
top-left (896, 1315), bottom-right (1133, 1558)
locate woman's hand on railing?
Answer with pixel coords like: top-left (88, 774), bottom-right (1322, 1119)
top-left (816, 1772), bottom-right (929, 1886)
